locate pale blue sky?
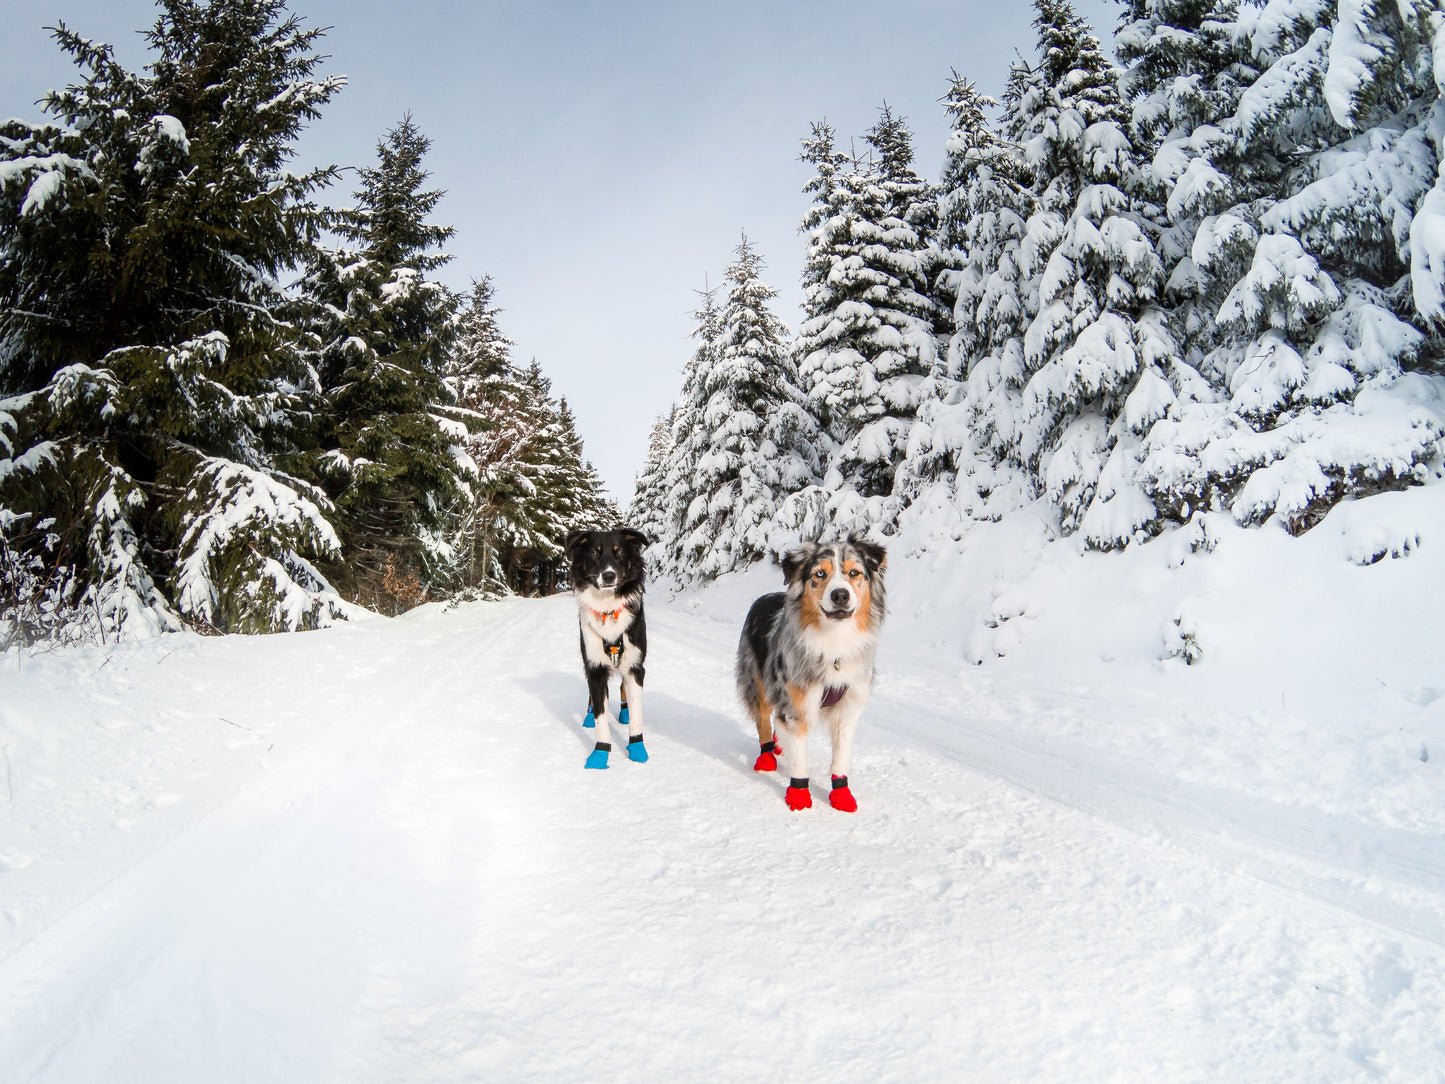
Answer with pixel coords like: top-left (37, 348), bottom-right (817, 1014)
top-left (2, 0), bottom-right (1121, 504)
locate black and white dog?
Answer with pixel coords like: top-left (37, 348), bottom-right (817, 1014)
top-left (736, 535), bottom-right (887, 812)
top-left (565, 527), bottom-right (649, 770)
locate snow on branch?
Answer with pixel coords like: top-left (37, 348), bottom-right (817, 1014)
top-left (176, 459), bottom-right (347, 634)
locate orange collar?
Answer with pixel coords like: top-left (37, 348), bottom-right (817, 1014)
top-left (590, 606), bottom-right (626, 623)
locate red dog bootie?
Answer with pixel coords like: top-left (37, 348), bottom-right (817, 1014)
top-left (829, 775), bottom-right (857, 813)
top-left (753, 739), bottom-right (779, 773)
top-left (785, 778), bottom-right (812, 811)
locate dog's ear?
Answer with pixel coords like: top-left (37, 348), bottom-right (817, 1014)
top-left (619, 527), bottom-right (649, 552)
top-left (850, 534), bottom-right (887, 576)
top-left (781, 544), bottom-right (813, 586)
top-left (564, 530), bottom-right (591, 562)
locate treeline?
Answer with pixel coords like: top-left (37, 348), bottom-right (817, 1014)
top-left (634, 0), bottom-right (1445, 587)
top-left (0, 0), bottom-right (613, 645)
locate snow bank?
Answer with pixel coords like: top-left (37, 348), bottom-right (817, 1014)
top-left (675, 474), bottom-right (1445, 840)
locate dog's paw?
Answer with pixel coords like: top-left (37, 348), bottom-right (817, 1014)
top-left (584, 746), bottom-right (610, 770)
top-left (627, 737), bottom-right (649, 763)
top-left (829, 777), bottom-right (857, 813)
top-left (753, 750), bottom-right (778, 772)
top-left (785, 784), bottom-right (812, 812)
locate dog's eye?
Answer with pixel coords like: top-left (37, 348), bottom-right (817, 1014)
top-left (812, 569), bottom-right (826, 580)
top-left (848, 568), bottom-right (862, 579)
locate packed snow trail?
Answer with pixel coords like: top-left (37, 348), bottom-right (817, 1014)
top-left (1, 595), bottom-right (1443, 1082)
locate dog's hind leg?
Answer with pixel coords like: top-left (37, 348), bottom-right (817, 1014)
top-left (748, 676), bottom-right (779, 772)
top-left (584, 665), bottom-right (613, 769)
top-left (621, 667), bottom-right (648, 763)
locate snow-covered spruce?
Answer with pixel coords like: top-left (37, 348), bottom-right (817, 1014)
top-left (0, 4), bottom-right (346, 639)
top-left (1127, 0), bottom-right (1445, 534)
top-left (627, 410), bottom-right (675, 554)
top-left (794, 108), bottom-right (949, 506)
top-left (892, 72), bottom-right (1040, 539)
top-left (692, 233), bottom-right (819, 583)
top-left (888, 0), bottom-right (1445, 552)
top-left (440, 278), bottom-right (614, 597)
top-left (299, 114), bottom-right (479, 606)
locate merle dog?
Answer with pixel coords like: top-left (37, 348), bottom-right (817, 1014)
top-left (736, 535), bottom-right (887, 811)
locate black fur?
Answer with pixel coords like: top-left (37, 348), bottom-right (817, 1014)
top-left (566, 528), bottom-right (649, 735)
top-left (741, 592), bottom-right (785, 677)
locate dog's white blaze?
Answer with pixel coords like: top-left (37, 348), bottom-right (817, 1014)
top-left (821, 553), bottom-right (857, 614)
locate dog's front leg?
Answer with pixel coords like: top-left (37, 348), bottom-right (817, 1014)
top-left (621, 667), bottom-right (647, 763)
top-left (826, 693), bottom-right (868, 812)
top-left (583, 664), bottom-right (613, 769)
top-left (778, 684), bottom-right (817, 811)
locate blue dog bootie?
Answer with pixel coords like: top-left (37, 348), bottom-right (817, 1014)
top-left (627, 735), bottom-right (648, 763)
top-left (585, 742), bottom-right (611, 769)
top-left (618, 699), bottom-right (630, 726)
top-left (583, 700), bottom-right (596, 729)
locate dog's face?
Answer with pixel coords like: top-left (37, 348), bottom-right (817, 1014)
top-left (565, 528), bottom-right (648, 593)
top-left (782, 534), bottom-right (887, 631)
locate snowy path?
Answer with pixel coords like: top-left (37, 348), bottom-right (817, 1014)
top-left (2, 595), bottom-right (1443, 1081)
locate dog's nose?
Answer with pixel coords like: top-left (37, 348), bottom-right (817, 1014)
top-left (830, 587), bottom-right (851, 608)
top-left (601, 569), bottom-right (617, 585)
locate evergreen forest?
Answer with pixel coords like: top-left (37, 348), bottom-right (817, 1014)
top-left (0, 0), bottom-right (614, 645)
top-left (6, 0), bottom-right (1445, 639)
top-left (635, 0), bottom-right (1445, 588)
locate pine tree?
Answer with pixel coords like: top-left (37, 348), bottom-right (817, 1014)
top-left (895, 73), bottom-right (1040, 524)
top-left (794, 108), bottom-right (946, 500)
top-left (689, 232), bottom-right (815, 580)
top-left (1132, 0), bottom-right (1445, 533)
top-left (301, 114), bottom-right (471, 608)
top-left (490, 359), bottom-right (570, 592)
top-left (628, 409), bottom-right (674, 548)
top-left (794, 121), bottom-right (853, 447)
top-left (656, 283), bottom-right (722, 582)
top-left (994, 0), bottom-right (1171, 546)
top-left (452, 354), bottom-right (615, 597)
top-left (0, 0), bottom-right (347, 639)
top-left (520, 394), bottom-right (616, 594)
top-left (444, 276), bottom-right (522, 593)
top-left (1115, 0), bottom-right (1256, 369)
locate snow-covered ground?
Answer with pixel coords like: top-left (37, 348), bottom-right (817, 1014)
top-left (2, 486), bottom-right (1444, 1081)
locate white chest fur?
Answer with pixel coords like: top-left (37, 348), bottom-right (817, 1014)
top-left (576, 587), bottom-right (642, 671)
top-left (800, 618), bottom-right (875, 670)
top-left (798, 618), bottom-right (876, 710)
